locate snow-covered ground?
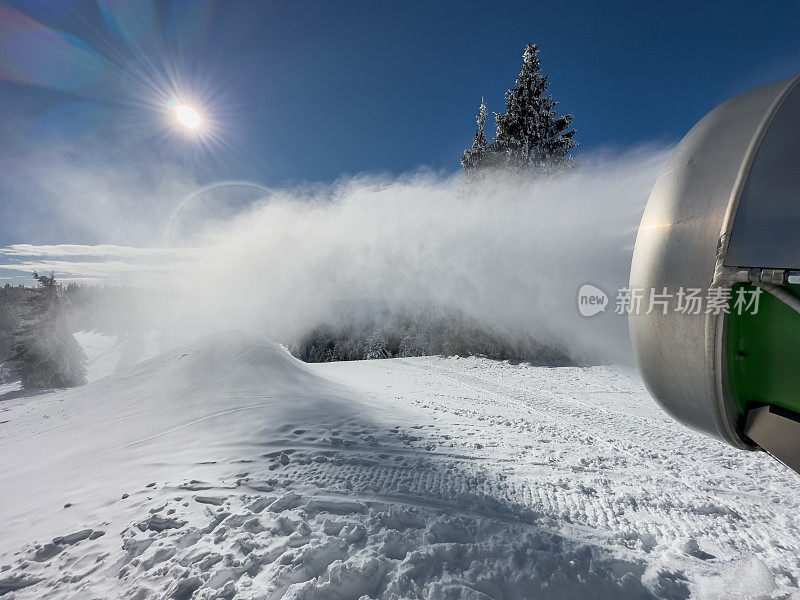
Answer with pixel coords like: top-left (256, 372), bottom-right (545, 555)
top-left (0, 330), bottom-right (160, 397)
top-left (1, 332), bottom-right (799, 599)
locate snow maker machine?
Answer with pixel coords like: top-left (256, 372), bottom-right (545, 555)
top-left (630, 75), bottom-right (800, 473)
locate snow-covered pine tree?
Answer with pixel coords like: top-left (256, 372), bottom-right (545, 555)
top-left (461, 98), bottom-right (490, 172)
top-left (10, 272), bottom-right (87, 389)
top-left (363, 329), bottom-right (389, 360)
top-left (492, 43), bottom-right (577, 173)
top-left (399, 328), bottom-right (427, 357)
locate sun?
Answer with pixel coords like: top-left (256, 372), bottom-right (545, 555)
top-left (162, 96), bottom-right (220, 149)
top-left (174, 104), bottom-right (201, 129)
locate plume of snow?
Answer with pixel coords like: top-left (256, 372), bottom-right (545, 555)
top-left (167, 147), bottom-right (668, 363)
top-left (0, 146), bottom-right (668, 363)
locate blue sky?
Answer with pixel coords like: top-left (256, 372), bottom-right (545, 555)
top-left (0, 0), bottom-right (797, 254)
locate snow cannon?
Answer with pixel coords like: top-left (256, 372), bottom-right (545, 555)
top-left (629, 75), bottom-right (800, 473)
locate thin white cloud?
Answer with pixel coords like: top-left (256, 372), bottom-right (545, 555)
top-left (0, 244), bottom-right (208, 284)
top-left (0, 244), bottom-right (195, 259)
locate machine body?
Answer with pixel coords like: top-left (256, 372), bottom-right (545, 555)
top-left (630, 75), bottom-right (800, 471)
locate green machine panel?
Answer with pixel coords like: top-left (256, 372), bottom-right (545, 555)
top-left (727, 283), bottom-right (800, 417)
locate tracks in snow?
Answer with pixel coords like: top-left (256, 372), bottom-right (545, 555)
top-left (4, 354), bottom-right (800, 599)
top-left (316, 357), bottom-right (800, 579)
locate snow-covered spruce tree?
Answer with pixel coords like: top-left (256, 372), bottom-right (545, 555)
top-left (461, 98), bottom-right (490, 172)
top-left (491, 43), bottom-right (577, 173)
top-left (10, 272), bottom-right (87, 389)
top-left (363, 329), bottom-right (389, 360)
top-left (399, 325), bottom-right (428, 358)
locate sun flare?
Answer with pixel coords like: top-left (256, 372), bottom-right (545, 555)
top-left (175, 104), bottom-right (201, 129)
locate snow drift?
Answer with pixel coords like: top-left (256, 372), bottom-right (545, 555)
top-left (0, 332), bottom-right (353, 548)
top-left (2, 331), bottom-right (799, 599)
top-left (0, 332), bottom-right (654, 599)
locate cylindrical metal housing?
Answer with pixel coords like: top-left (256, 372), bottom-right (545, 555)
top-left (629, 75), bottom-right (800, 449)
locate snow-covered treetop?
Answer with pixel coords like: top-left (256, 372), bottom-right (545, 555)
top-left (463, 43), bottom-right (578, 175)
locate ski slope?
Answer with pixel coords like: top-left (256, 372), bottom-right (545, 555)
top-left (0, 332), bottom-right (799, 599)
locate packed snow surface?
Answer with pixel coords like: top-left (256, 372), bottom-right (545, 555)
top-left (1, 332), bottom-right (799, 599)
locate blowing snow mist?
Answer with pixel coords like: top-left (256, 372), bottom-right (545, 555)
top-left (147, 147), bottom-right (668, 364)
top-left (0, 147), bottom-right (668, 364)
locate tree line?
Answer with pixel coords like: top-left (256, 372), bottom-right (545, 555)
top-left (291, 309), bottom-right (571, 365)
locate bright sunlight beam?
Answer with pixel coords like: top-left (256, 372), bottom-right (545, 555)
top-left (175, 104), bottom-right (201, 129)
